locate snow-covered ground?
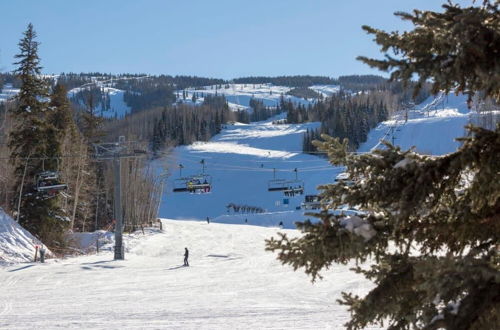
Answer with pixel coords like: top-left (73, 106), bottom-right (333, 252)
top-left (0, 208), bottom-right (50, 265)
top-left (0, 220), bottom-right (379, 329)
top-left (158, 114), bottom-right (341, 223)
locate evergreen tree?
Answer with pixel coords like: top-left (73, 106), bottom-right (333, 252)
top-left (357, 1), bottom-right (500, 103)
top-left (9, 24), bottom-right (69, 246)
top-left (267, 2), bottom-right (499, 329)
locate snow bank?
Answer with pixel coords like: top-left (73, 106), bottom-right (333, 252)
top-left (0, 208), bottom-right (50, 265)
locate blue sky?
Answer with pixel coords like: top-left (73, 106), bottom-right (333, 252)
top-left (0, 0), bottom-right (459, 79)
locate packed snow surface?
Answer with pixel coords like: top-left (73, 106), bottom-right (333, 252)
top-left (0, 220), bottom-right (380, 329)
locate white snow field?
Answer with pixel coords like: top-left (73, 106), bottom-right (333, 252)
top-left (0, 220), bottom-right (380, 329)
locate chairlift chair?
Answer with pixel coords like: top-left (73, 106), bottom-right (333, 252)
top-left (301, 195), bottom-right (321, 210)
top-left (283, 180), bottom-right (305, 196)
top-left (186, 174), bottom-right (212, 193)
top-left (173, 177), bottom-right (190, 192)
top-left (268, 179), bottom-right (288, 191)
top-left (34, 171), bottom-right (68, 196)
top-left (173, 174), bottom-right (212, 193)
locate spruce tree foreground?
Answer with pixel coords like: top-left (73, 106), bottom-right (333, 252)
top-left (9, 24), bottom-right (70, 248)
top-left (266, 2), bottom-right (499, 329)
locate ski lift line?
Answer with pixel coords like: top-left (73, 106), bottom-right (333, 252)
top-left (175, 162), bottom-right (336, 173)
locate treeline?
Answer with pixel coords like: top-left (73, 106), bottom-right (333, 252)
top-left (0, 72), bottom-right (21, 88)
top-left (286, 87), bottom-right (322, 100)
top-left (279, 89), bottom-right (400, 152)
top-left (233, 75), bottom-right (337, 87)
top-left (102, 95), bottom-right (235, 154)
top-left (150, 99), bottom-right (231, 152)
top-left (305, 91), bottom-right (390, 150)
top-left (68, 74), bottom-right (225, 114)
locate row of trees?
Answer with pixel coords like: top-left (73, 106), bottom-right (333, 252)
top-left (149, 95), bottom-right (233, 153)
top-left (286, 87), bottom-right (323, 100)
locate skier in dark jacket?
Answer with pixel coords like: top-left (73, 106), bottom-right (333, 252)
top-left (184, 247), bottom-right (189, 266)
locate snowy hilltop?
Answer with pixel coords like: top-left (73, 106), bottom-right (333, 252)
top-left (177, 83), bottom-right (337, 111)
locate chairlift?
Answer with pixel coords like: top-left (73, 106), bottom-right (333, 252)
top-left (34, 171), bottom-right (68, 197)
top-left (267, 168), bottom-right (288, 191)
top-left (172, 161), bottom-right (212, 194)
top-left (283, 181), bottom-right (305, 196)
top-left (301, 195), bottom-right (321, 210)
top-left (283, 168), bottom-right (304, 195)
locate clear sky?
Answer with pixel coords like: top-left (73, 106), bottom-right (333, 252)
top-left (0, 0), bottom-right (461, 79)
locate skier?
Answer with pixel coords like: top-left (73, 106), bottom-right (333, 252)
top-left (206, 216), bottom-right (210, 224)
top-left (184, 247), bottom-right (189, 266)
top-left (279, 221), bottom-right (284, 229)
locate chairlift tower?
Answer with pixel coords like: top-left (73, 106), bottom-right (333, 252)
top-left (93, 136), bottom-right (147, 260)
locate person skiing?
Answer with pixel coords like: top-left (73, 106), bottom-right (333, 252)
top-left (184, 247), bottom-right (189, 266)
top-left (206, 217), bottom-right (210, 224)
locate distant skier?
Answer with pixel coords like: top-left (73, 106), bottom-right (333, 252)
top-left (279, 221), bottom-right (284, 229)
top-left (206, 216), bottom-right (210, 224)
top-left (184, 247), bottom-right (189, 266)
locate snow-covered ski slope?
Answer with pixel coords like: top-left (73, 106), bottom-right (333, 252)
top-left (359, 92), bottom-right (472, 155)
top-left (158, 114), bottom-right (343, 225)
top-left (0, 220), bottom-right (379, 329)
top-left (159, 92), bottom-right (483, 224)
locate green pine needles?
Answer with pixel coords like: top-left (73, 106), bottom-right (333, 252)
top-left (357, 1), bottom-right (500, 103)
